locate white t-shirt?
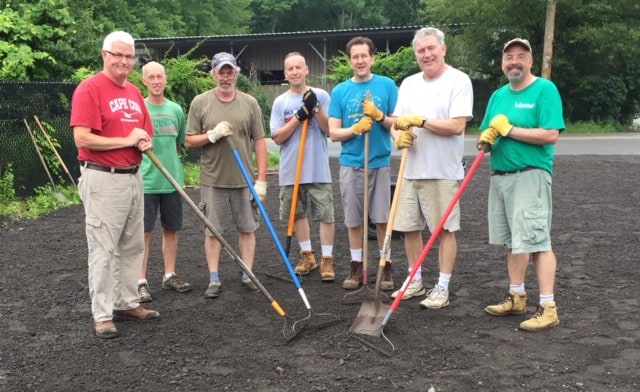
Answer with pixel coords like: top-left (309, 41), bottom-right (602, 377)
top-left (393, 66), bottom-right (473, 180)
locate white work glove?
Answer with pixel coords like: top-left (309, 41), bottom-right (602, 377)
top-left (207, 121), bottom-right (233, 143)
top-left (253, 180), bottom-right (267, 202)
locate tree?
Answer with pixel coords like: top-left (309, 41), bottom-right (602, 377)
top-left (0, 1), bottom-right (72, 80)
top-left (421, 0), bottom-right (640, 125)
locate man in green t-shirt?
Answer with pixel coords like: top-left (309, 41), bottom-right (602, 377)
top-left (138, 61), bottom-right (192, 303)
top-left (477, 38), bottom-right (565, 331)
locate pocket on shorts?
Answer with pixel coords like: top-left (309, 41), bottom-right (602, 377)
top-left (521, 209), bottom-right (549, 246)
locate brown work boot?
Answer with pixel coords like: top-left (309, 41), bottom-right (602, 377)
top-left (94, 320), bottom-right (118, 339)
top-left (380, 261), bottom-right (394, 291)
top-left (484, 290), bottom-right (527, 316)
top-left (342, 261), bottom-right (363, 290)
top-left (319, 256), bottom-right (335, 281)
top-left (113, 305), bottom-right (160, 322)
top-left (519, 301), bottom-right (560, 331)
top-left (294, 250), bottom-right (318, 275)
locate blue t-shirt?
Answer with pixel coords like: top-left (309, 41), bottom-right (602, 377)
top-left (329, 74), bottom-right (398, 169)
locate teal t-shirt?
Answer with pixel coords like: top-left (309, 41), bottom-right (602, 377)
top-left (328, 74), bottom-right (398, 169)
top-left (141, 98), bottom-right (186, 193)
top-left (480, 77), bottom-right (565, 175)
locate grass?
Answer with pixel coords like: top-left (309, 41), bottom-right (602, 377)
top-left (466, 121), bottom-right (629, 134)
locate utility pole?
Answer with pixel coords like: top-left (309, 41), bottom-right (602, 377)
top-left (542, 0), bottom-right (557, 79)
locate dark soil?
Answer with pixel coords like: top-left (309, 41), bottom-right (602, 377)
top-left (1, 155), bottom-right (639, 391)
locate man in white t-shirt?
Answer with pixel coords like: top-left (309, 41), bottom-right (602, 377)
top-left (390, 27), bottom-right (474, 309)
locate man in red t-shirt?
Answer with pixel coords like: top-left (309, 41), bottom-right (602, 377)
top-left (70, 31), bottom-right (159, 339)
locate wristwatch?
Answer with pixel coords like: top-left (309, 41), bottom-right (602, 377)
top-left (421, 116), bottom-right (428, 127)
top-left (312, 105), bottom-right (320, 113)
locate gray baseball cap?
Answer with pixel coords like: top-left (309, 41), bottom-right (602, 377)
top-left (503, 38), bottom-right (532, 53)
top-left (212, 52), bottom-right (237, 71)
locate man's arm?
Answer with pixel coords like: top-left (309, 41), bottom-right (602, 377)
top-left (508, 127), bottom-right (560, 145)
top-left (73, 126), bottom-right (149, 151)
top-left (254, 137), bottom-right (268, 182)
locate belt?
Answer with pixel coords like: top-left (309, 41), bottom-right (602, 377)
top-left (491, 166), bottom-right (537, 176)
top-left (80, 161), bottom-right (139, 174)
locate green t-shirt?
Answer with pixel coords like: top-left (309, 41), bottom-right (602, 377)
top-left (141, 98), bottom-right (186, 193)
top-left (480, 77), bottom-right (565, 175)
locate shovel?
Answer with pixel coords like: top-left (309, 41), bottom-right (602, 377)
top-left (285, 119), bottom-right (309, 257)
top-left (144, 150), bottom-right (286, 319)
top-left (380, 144), bottom-right (491, 334)
top-left (24, 118), bottom-right (67, 202)
top-left (227, 139), bottom-right (342, 341)
top-left (350, 147), bottom-right (409, 336)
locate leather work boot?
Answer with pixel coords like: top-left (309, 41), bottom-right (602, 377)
top-left (484, 290), bottom-right (527, 316)
top-left (294, 251), bottom-right (318, 275)
top-left (380, 261), bottom-right (394, 291)
top-left (94, 320), bottom-right (118, 339)
top-left (319, 256), bottom-right (335, 281)
top-left (112, 305), bottom-right (161, 322)
top-left (342, 261), bottom-right (363, 290)
top-left (519, 301), bottom-right (560, 331)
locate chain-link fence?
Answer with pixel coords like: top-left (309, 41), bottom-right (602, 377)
top-left (0, 81), bottom-right (79, 197)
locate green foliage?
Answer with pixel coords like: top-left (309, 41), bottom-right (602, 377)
top-left (183, 161), bottom-right (200, 188)
top-left (0, 163), bottom-right (15, 201)
top-left (236, 72), bottom-right (272, 134)
top-left (0, 1), bottom-right (72, 80)
top-left (327, 46), bottom-right (420, 85)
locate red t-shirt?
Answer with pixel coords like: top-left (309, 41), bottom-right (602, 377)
top-left (70, 72), bottom-right (154, 167)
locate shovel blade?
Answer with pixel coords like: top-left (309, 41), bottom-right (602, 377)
top-left (349, 299), bottom-right (388, 337)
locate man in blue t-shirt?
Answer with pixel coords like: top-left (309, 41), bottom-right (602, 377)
top-left (328, 36), bottom-right (398, 291)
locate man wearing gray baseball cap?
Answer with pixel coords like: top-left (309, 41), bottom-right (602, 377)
top-left (185, 51), bottom-right (268, 298)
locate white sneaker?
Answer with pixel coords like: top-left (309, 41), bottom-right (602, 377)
top-left (391, 280), bottom-right (426, 300)
top-left (420, 285), bottom-right (450, 309)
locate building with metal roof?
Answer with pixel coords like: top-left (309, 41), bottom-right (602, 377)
top-left (135, 26), bottom-right (430, 84)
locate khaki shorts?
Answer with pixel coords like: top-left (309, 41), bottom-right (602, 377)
top-left (339, 166), bottom-right (390, 228)
top-left (200, 185), bottom-right (259, 236)
top-left (279, 183), bottom-right (334, 223)
top-left (488, 169), bottom-right (552, 254)
top-left (394, 179), bottom-right (460, 233)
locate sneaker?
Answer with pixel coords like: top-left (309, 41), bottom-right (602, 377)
top-left (94, 320), bottom-right (118, 339)
top-left (342, 261), bottom-right (363, 290)
top-left (294, 251), bottom-right (318, 275)
top-left (319, 256), bottom-right (335, 281)
top-left (241, 277), bottom-right (259, 292)
top-left (420, 285), bottom-right (450, 309)
top-left (391, 280), bottom-right (425, 300)
top-left (484, 290), bottom-right (527, 316)
top-left (162, 274), bottom-right (193, 293)
top-left (519, 301), bottom-right (560, 331)
top-left (137, 283), bottom-right (152, 303)
top-left (113, 305), bottom-right (160, 322)
top-left (205, 281), bottom-right (222, 298)
top-left (380, 261), bottom-right (394, 291)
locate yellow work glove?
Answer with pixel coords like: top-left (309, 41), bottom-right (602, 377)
top-left (394, 114), bottom-right (425, 131)
top-left (362, 97), bottom-right (384, 122)
top-left (207, 121), bottom-right (233, 143)
top-left (253, 180), bottom-right (267, 202)
top-left (476, 127), bottom-right (499, 150)
top-left (394, 129), bottom-right (417, 150)
top-left (351, 116), bottom-right (373, 135)
top-left (489, 114), bottom-right (513, 137)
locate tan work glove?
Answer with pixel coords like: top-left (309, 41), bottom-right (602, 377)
top-left (394, 114), bottom-right (425, 131)
top-left (489, 114), bottom-right (513, 137)
top-left (207, 121), bottom-right (233, 143)
top-left (253, 180), bottom-right (267, 202)
top-left (476, 127), bottom-right (499, 150)
top-left (362, 97), bottom-right (384, 122)
top-left (351, 116), bottom-right (373, 135)
top-left (394, 129), bottom-right (417, 150)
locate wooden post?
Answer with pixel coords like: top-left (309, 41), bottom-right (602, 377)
top-left (542, 0), bottom-right (557, 79)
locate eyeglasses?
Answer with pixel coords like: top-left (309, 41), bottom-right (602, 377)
top-left (503, 54), bottom-right (530, 62)
top-left (105, 50), bottom-right (136, 61)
